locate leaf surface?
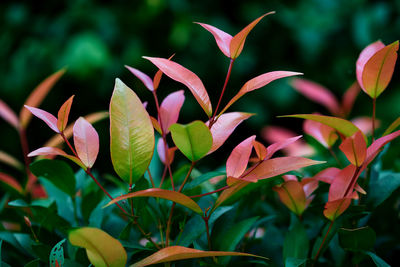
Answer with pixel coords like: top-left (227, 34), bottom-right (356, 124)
top-left (57, 96), bottom-right (74, 132)
top-left (324, 197), bottom-right (352, 221)
top-left (49, 239), bottom-right (65, 267)
top-left (73, 117), bottom-right (99, 168)
top-left (339, 131), bottom-right (366, 167)
top-left (273, 181), bottom-right (306, 215)
top-left (68, 227), bottom-right (127, 267)
top-left (110, 79), bottom-right (154, 185)
top-left (226, 136), bottom-right (256, 178)
top-left (125, 65), bottom-right (154, 91)
top-left (356, 41), bottom-right (385, 91)
top-left (24, 106), bottom-right (59, 133)
top-left (0, 173), bottom-right (23, 194)
top-left (196, 23), bottom-right (232, 58)
top-left (159, 90), bottom-right (185, 133)
top-left (0, 99), bottom-right (19, 130)
top-left (27, 147), bottom-right (85, 170)
top-left (383, 117), bottom-right (400, 136)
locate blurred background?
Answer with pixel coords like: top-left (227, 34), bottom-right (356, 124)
top-left (1, 0), bottom-right (400, 172)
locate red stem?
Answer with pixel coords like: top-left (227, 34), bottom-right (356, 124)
top-left (19, 128), bottom-right (36, 190)
top-left (313, 220), bottom-right (334, 263)
top-left (372, 98), bottom-right (376, 142)
top-left (190, 185), bottom-right (230, 198)
top-left (209, 58), bottom-right (234, 128)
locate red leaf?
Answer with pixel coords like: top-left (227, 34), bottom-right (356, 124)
top-left (230, 12), bottom-right (275, 59)
top-left (0, 99), bottom-right (19, 130)
top-left (220, 71), bottom-right (302, 115)
top-left (207, 112), bottom-right (253, 154)
top-left (328, 164), bottom-right (357, 201)
top-left (195, 22), bottom-right (232, 58)
top-left (314, 167), bottom-right (341, 184)
top-left (341, 82), bottom-right (361, 117)
top-left (351, 116), bottom-right (380, 135)
top-left (24, 105), bottom-right (59, 133)
top-left (73, 117), bottom-right (99, 168)
top-left (324, 197), bottom-right (352, 221)
top-left (57, 95), bottom-right (74, 132)
top-left (159, 90), bottom-right (185, 133)
top-left (143, 57), bottom-right (212, 117)
top-left (0, 173), bottom-right (23, 194)
top-left (273, 180), bottom-right (306, 215)
top-left (20, 68), bottom-right (66, 128)
top-left (153, 54), bottom-right (175, 90)
top-left (303, 119), bottom-right (338, 148)
top-left (291, 78), bottom-right (341, 116)
top-left (264, 135), bottom-right (303, 160)
top-left (253, 141), bottom-right (267, 160)
top-left (339, 131), bottom-right (367, 167)
top-left (363, 129), bottom-right (400, 168)
top-left (125, 65), bottom-right (154, 91)
top-left (301, 178), bottom-right (319, 199)
top-left (226, 136), bottom-right (256, 178)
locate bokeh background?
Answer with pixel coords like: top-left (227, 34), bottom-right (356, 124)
top-left (1, 0), bottom-right (400, 172)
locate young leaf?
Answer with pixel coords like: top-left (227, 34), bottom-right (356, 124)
top-left (159, 90), bottom-right (185, 134)
top-left (0, 99), bottom-right (19, 130)
top-left (131, 246), bottom-right (267, 267)
top-left (324, 197), bottom-right (352, 221)
top-left (110, 79), bottom-right (155, 185)
top-left (49, 239), bottom-right (65, 267)
top-left (273, 181), bottom-right (306, 216)
top-left (226, 136), bottom-right (256, 178)
top-left (104, 188), bottom-right (203, 214)
top-left (0, 151), bottom-right (24, 171)
top-left (341, 82), bottom-right (361, 116)
top-left (73, 117), bottom-right (99, 168)
top-left (57, 95), bottom-right (74, 132)
top-left (157, 139), bottom-right (177, 165)
top-left (195, 22), bottom-right (232, 58)
top-left (27, 147), bottom-right (86, 170)
top-left (24, 106), bottom-right (59, 133)
top-left (220, 71), bottom-right (302, 115)
top-left (328, 164), bottom-right (357, 201)
top-left (0, 173), bottom-right (23, 194)
top-left (280, 114), bottom-right (366, 141)
top-left (143, 57), bottom-right (212, 117)
top-left (303, 120), bottom-right (338, 148)
top-left (20, 68), bottom-right (66, 128)
top-left (383, 117), bottom-right (400, 136)
top-left (68, 227), bottom-right (127, 267)
top-left (207, 112), bottom-right (253, 154)
top-left (170, 121), bottom-right (212, 162)
top-left (153, 53), bottom-right (175, 90)
top-left (125, 65), bottom-right (154, 91)
top-left (363, 129), bottom-right (400, 168)
top-left (361, 41), bottom-right (399, 98)
top-left (264, 135), bottom-right (303, 160)
top-left (213, 180), bottom-right (250, 212)
top-left (253, 141), bottom-right (267, 160)
top-left (339, 131), bottom-right (367, 167)
top-left (291, 78), bottom-right (341, 116)
top-left (230, 12), bottom-right (275, 59)
top-left (150, 116), bottom-right (162, 134)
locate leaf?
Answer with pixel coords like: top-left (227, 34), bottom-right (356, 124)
top-left (207, 112), bottom-right (253, 154)
top-left (110, 79), bottom-right (154, 185)
top-left (328, 165), bottom-right (357, 201)
top-left (73, 117), bottom-right (99, 168)
top-left (283, 219), bottom-right (309, 263)
top-left (383, 117), bottom-right (400, 136)
top-left (0, 151), bottom-right (24, 171)
top-left (303, 119), bottom-right (338, 148)
top-left (57, 95), bottom-right (74, 132)
top-left (229, 12), bottom-right (275, 59)
top-left (27, 147), bottom-right (85, 170)
top-left (368, 169), bottom-right (400, 207)
top-left (242, 157), bottom-right (324, 182)
top-left (285, 258), bottom-right (307, 267)
top-left (49, 239), bottom-right (65, 267)
top-left (131, 246), bottom-right (266, 267)
top-left (253, 141), bottom-right (267, 160)
top-left (143, 57), bottom-right (212, 117)
top-left (157, 138), bottom-right (177, 165)
top-left (363, 251), bottom-right (390, 267)
top-left (264, 135), bottom-right (303, 160)
top-left (323, 197), bottom-right (352, 221)
top-left (0, 99), bottom-right (19, 130)
top-left (338, 226), bottom-right (376, 251)
top-left (170, 121), bottom-right (212, 161)
top-left (195, 22), bottom-right (232, 58)
top-left (30, 159), bottom-right (76, 197)
top-left (273, 181), bottom-right (306, 216)
top-left (0, 172), bottom-right (23, 194)
top-left (341, 82), bottom-right (361, 116)
top-left (44, 112), bottom-right (108, 148)
top-left (339, 131), bottom-right (367, 167)
top-left (361, 41), bottom-right (399, 98)
top-left (24, 106), bottom-right (59, 133)
top-left (280, 114), bottom-right (366, 141)
top-left (125, 65), bottom-right (154, 91)
top-left (226, 136), bottom-right (256, 178)
top-left (68, 227), bottom-right (127, 267)
top-left (104, 188), bottom-right (203, 214)
top-left (159, 90), bottom-right (185, 134)
top-left (20, 68), bottom-right (66, 128)
top-left (213, 180), bottom-right (250, 212)
top-left (220, 71), bottom-right (302, 115)
top-left (153, 54), bottom-right (175, 90)
top-left (150, 116), bottom-right (162, 134)
top-left (363, 129), bottom-right (400, 168)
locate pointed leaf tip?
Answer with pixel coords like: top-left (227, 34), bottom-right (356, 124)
top-left (195, 22), bottom-right (232, 58)
top-left (24, 105), bottom-right (59, 133)
top-left (57, 95), bottom-right (74, 132)
top-left (125, 65), bottom-right (154, 91)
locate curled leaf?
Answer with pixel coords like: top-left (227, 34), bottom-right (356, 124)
top-left (328, 164), bottom-right (358, 201)
top-left (73, 117), bottom-right (99, 168)
top-left (24, 105), bottom-right (59, 133)
top-left (0, 99), bottom-right (19, 130)
top-left (159, 90), bottom-right (185, 134)
top-left (356, 41), bottom-right (385, 91)
top-left (195, 22), bottom-right (232, 58)
top-left (125, 65), bottom-right (154, 92)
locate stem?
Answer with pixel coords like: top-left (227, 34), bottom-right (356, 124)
top-left (203, 216), bottom-right (212, 250)
top-left (209, 59), bottom-right (235, 128)
top-left (313, 220), bottom-right (334, 263)
top-left (147, 168), bottom-right (156, 188)
top-left (178, 162), bottom-right (195, 192)
top-left (19, 128), bottom-right (36, 190)
top-left (159, 165), bottom-right (168, 188)
top-left (190, 185), bottom-right (230, 198)
top-left (372, 98), bottom-right (376, 142)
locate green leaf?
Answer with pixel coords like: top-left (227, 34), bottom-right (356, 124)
top-left (312, 221), bottom-right (338, 258)
top-left (183, 171), bottom-right (225, 191)
top-left (369, 167), bottom-right (400, 207)
top-left (338, 226), bottom-right (376, 251)
top-left (110, 78), bottom-right (155, 185)
top-left (285, 257), bottom-right (307, 267)
top-left (50, 239), bottom-right (65, 267)
top-left (363, 251), bottom-right (390, 267)
top-left (30, 159), bottom-right (76, 197)
top-left (170, 121), bottom-right (213, 161)
top-left (283, 217), bottom-right (309, 263)
top-left (24, 259), bottom-right (41, 267)
top-left (68, 227), bottom-right (127, 267)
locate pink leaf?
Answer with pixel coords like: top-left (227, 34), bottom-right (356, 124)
top-left (264, 135), bottom-right (303, 160)
top-left (220, 71), bottom-right (302, 115)
top-left (363, 129), bottom-right (400, 168)
top-left (157, 139), bottom-right (177, 165)
top-left (301, 178), bottom-right (319, 198)
top-left (303, 119), bottom-right (338, 148)
top-left (27, 147), bottom-right (85, 169)
top-left (230, 12), bottom-right (275, 59)
top-left (351, 116), bottom-right (380, 135)
top-left (207, 112), bottom-right (253, 154)
top-left (57, 95), bottom-right (74, 132)
top-left (324, 197), bottom-right (352, 221)
top-left (0, 172), bottom-right (23, 194)
top-left (24, 105), bottom-right (59, 133)
top-left (339, 131), bottom-right (367, 167)
top-left (143, 57), bottom-right (212, 117)
top-left (291, 78), bottom-right (341, 116)
top-left (153, 54), bottom-right (175, 90)
top-left (226, 136), bottom-right (256, 178)
top-left (0, 99), bottom-right (19, 130)
top-left (341, 82), bottom-right (360, 116)
top-left (73, 117), bottom-right (99, 168)
top-left (314, 167), bottom-right (341, 184)
top-left (356, 41), bottom-right (385, 90)
top-left (195, 23), bottom-right (232, 58)
top-left (328, 164), bottom-right (357, 201)
top-left (125, 65), bottom-right (154, 91)
top-left (159, 90), bottom-right (185, 133)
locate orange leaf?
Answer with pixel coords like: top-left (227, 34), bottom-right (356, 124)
top-left (383, 117), bottom-right (400, 136)
top-left (0, 172), bottom-right (23, 194)
top-left (143, 57), bottom-right (212, 117)
top-left (150, 116), bottom-right (162, 134)
top-left (273, 180), bottom-right (306, 216)
top-left (328, 164), bottom-right (357, 201)
top-left (339, 131), bottom-right (366, 167)
top-left (0, 151), bottom-right (24, 171)
top-left (27, 147), bottom-right (86, 170)
top-left (253, 141), bottom-right (267, 160)
top-left (324, 197), bottom-right (352, 221)
top-left (20, 68), bottom-right (66, 128)
top-left (341, 82), bottom-right (360, 117)
top-left (229, 12), bottom-right (275, 59)
top-left (362, 41), bottom-right (399, 98)
top-left (213, 180), bottom-right (250, 212)
top-left (57, 95), bottom-right (74, 132)
top-left (226, 136), bottom-right (256, 178)
top-left (0, 99), bottom-right (19, 130)
top-left (104, 188), bottom-right (203, 214)
top-left (132, 246), bottom-right (267, 267)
